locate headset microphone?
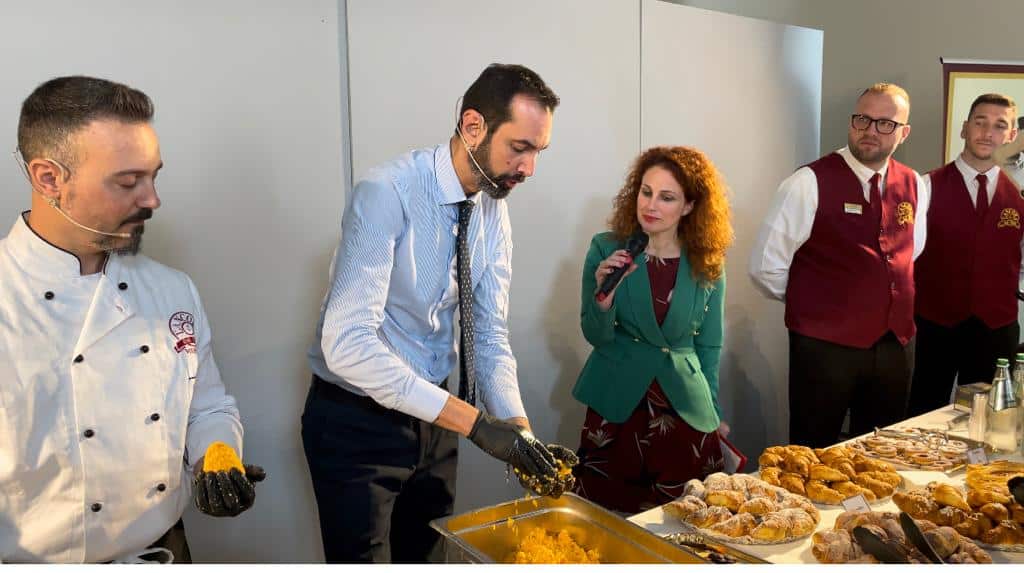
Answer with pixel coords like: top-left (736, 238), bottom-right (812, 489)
top-left (456, 125), bottom-right (499, 191)
top-left (46, 197), bottom-right (134, 239)
top-left (13, 148), bottom-right (135, 239)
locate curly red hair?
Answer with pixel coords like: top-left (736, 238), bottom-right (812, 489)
top-left (608, 146), bottom-right (733, 283)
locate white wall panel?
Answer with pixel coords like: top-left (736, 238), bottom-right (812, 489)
top-left (642, 0), bottom-right (823, 456)
top-left (347, 0), bottom-right (641, 513)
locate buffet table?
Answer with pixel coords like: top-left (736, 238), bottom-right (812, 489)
top-left (628, 405), bottom-right (1024, 564)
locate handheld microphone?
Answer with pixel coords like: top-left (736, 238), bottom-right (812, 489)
top-left (596, 231), bottom-right (649, 302)
top-left (47, 197), bottom-right (134, 239)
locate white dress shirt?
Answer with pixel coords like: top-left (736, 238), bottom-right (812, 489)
top-left (308, 143), bottom-right (526, 423)
top-left (749, 147), bottom-right (931, 300)
top-left (0, 214), bottom-right (242, 563)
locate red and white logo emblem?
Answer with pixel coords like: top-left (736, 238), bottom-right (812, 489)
top-left (169, 311), bottom-right (197, 354)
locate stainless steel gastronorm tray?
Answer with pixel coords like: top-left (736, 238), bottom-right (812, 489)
top-left (430, 492), bottom-right (755, 563)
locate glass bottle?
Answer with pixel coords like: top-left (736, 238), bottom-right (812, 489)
top-left (1015, 353), bottom-right (1024, 454)
top-left (986, 358), bottom-right (1020, 452)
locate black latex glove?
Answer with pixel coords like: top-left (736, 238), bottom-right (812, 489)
top-left (516, 443), bottom-right (579, 498)
top-left (193, 464), bottom-right (267, 517)
top-left (467, 412), bottom-right (558, 480)
top-left (547, 444), bottom-right (580, 468)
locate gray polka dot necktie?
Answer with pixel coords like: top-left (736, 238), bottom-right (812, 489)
top-left (457, 200), bottom-right (477, 406)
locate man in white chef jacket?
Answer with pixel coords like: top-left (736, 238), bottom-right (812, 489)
top-left (0, 76), bottom-right (263, 563)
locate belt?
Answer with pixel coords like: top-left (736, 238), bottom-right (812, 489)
top-left (310, 374), bottom-right (448, 417)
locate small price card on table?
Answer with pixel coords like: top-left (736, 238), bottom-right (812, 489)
top-left (965, 448), bottom-right (988, 465)
top-left (841, 494), bottom-right (871, 512)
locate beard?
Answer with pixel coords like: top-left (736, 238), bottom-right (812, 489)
top-left (966, 139), bottom-right (995, 161)
top-left (849, 134), bottom-right (895, 166)
top-left (471, 138), bottom-right (525, 200)
top-left (94, 208), bottom-right (152, 256)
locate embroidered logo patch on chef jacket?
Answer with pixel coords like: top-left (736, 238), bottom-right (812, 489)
top-left (169, 311), bottom-right (197, 354)
top-left (998, 208), bottom-right (1021, 229)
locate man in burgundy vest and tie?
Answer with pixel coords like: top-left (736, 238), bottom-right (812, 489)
top-left (908, 93), bottom-right (1023, 416)
top-left (750, 83), bottom-right (930, 448)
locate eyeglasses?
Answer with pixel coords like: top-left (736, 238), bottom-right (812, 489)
top-left (851, 114), bottom-right (905, 135)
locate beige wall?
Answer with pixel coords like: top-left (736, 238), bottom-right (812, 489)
top-left (677, 0), bottom-right (1022, 172)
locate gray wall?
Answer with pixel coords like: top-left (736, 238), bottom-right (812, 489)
top-left (0, 0), bottom-right (345, 563)
top-left (640, 0), bottom-right (822, 468)
top-left (677, 0), bottom-right (1024, 172)
top-left (347, 0), bottom-right (821, 513)
top-left (346, 0), bottom-right (643, 513)
top-left (21, 0), bottom-right (1003, 564)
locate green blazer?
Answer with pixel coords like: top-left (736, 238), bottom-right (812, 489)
top-left (572, 232), bottom-right (725, 433)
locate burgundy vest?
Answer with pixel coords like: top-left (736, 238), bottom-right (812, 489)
top-left (914, 162), bottom-right (1024, 328)
top-left (785, 153), bottom-right (917, 348)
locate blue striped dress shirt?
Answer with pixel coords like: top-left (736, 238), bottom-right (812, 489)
top-left (308, 142), bottom-right (526, 423)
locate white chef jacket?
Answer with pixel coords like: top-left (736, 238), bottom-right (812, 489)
top-left (0, 214), bottom-right (243, 563)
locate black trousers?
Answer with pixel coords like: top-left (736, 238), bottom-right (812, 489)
top-left (111, 519), bottom-right (189, 564)
top-left (789, 331), bottom-right (913, 448)
top-left (301, 375), bottom-right (458, 563)
top-left (908, 315), bottom-right (1020, 417)
top-left (149, 519), bottom-right (190, 563)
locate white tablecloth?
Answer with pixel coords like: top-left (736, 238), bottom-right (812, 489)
top-left (628, 406), bottom-right (1024, 564)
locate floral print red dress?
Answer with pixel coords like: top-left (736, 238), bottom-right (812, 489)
top-left (572, 256), bottom-right (723, 514)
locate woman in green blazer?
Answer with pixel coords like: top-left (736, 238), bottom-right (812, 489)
top-left (571, 146), bottom-right (734, 514)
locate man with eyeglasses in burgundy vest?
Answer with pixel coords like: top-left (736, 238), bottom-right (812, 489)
top-left (750, 83), bottom-right (930, 448)
top-left (908, 93), bottom-right (1024, 417)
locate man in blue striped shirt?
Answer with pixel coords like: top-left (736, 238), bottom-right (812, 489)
top-left (302, 64), bottom-right (575, 563)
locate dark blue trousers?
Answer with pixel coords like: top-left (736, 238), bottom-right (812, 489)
top-left (301, 375), bottom-right (458, 563)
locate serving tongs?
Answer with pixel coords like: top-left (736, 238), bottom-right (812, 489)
top-left (662, 533), bottom-right (738, 564)
top-left (852, 513), bottom-right (945, 564)
top-left (1010, 475), bottom-right (1024, 505)
top-left (852, 526), bottom-right (910, 563)
top-left (899, 512), bottom-right (944, 564)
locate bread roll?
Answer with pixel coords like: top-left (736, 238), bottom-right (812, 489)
top-left (705, 489), bottom-right (745, 512)
top-left (758, 452), bottom-right (783, 468)
top-left (777, 507), bottom-right (817, 536)
top-left (966, 488), bottom-right (1011, 508)
top-left (780, 472), bottom-right (807, 496)
top-left (806, 480), bottom-right (845, 504)
top-left (760, 466), bottom-right (782, 486)
top-left (853, 474), bottom-right (895, 498)
top-left (810, 463), bottom-right (848, 482)
top-left (893, 491), bottom-right (938, 517)
top-left (922, 526), bottom-right (960, 559)
top-left (979, 502), bottom-right (1009, 522)
top-left (663, 495), bottom-right (706, 519)
top-left (933, 484), bottom-right (971, 512)
top-left (738, 496), bottom-right (778, 516)
top-left (751, 514), bottom-right (790, 542)
top-left (685, 505), bottom-right (733, 528)
top-left (708, 512), bottom-right (757, 538)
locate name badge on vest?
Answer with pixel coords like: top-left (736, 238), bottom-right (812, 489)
top-left (844, 202), bottom-right (863, 215)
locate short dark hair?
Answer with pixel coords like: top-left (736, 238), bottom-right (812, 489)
top-left (455, 64), bottom-right (559, 136)
top-left (968, 93), bottom-right (1017, 121)
top-left (17, 76), bottom-right (154, 170)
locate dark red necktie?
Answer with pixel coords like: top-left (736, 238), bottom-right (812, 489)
top-left (869, 173), bottom-right (882, 223)
top-left (976, 173), bottom-right (989, 219)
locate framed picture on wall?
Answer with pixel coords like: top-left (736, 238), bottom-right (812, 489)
top-left (941, 58), bottom-right (1024, 189)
